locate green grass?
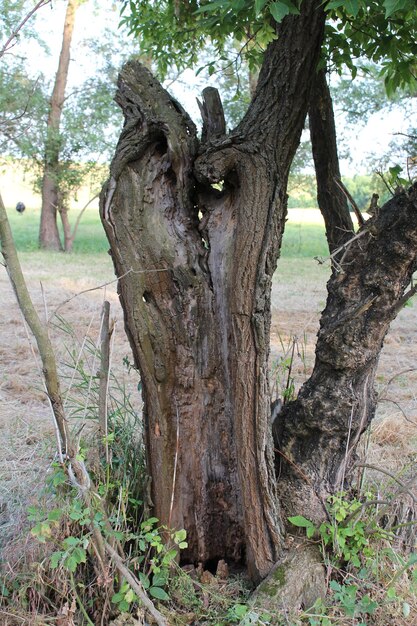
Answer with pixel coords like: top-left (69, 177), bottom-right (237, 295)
top-left (6, 206), bottom-right (329, 259)
top-left (6, 207), bottom-right (109, 254)
top-left (281, 222), bottom-right (328, 258)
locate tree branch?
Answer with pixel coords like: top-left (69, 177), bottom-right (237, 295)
top-left (0, 0), bottom-right (51, 58)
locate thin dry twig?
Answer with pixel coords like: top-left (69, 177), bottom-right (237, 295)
top-left (354, 463), bottom-right (417, 503)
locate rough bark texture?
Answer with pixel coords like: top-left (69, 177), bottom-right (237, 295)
top-left (275, 185), bottom-right (417, 523)
top-left (309, 69), bottom-right (354, 254)
top-left (39, 0), bottom-right (77, 251)
top-left (101, 1), bottom-right (325, 581)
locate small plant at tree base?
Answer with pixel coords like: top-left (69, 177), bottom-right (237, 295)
top-left (289, 491), bottom-right (392, 568)
top-left (292, 492), bottom-right (417, 625)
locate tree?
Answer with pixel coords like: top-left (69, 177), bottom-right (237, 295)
top-left (39, 0), bottom-right (79, 250)
top-left (101, 0), bottom-right (417, 590)
top-left (0, 0), bottom-right (125, 251)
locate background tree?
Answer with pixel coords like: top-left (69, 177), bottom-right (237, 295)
top-left (100, 0), bottom-right (417, 592)
top-left (0, 0), bottom-right (125, 251)
top-left (39, 0), bottom-right (79, 250)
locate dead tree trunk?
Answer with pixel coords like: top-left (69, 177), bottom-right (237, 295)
top-left (101, 1), bottom-right (325, 581)
top-left (39, 0), bottom-right (78, 251)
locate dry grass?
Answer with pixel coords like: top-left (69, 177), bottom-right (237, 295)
top-left (0, 248), bottom-right (416, 623)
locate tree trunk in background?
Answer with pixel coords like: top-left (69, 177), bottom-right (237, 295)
top-left (101, 0), bottom-right (325, 582)
top-left (39, 0), bottom-right (78, 250)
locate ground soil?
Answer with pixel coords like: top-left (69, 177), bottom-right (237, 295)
top-left (0, 251), bottom-right (416, 559)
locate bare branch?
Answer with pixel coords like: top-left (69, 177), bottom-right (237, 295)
top-left (334, 176), bottom-right (365, 227)
top-left (0, 1), bottom-right (51, 59)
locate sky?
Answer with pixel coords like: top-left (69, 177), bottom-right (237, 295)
top-left (8, 0), bottom-right (417, 177)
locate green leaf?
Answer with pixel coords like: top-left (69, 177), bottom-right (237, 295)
top-left (306, 525), bottom-right (315, 539)
top-left (402, 602), bottom-right (411, 618)
top-left (141, 517), bottom-right (158, 530)
top-left (326, 0), bottom-right (346, 10)
top-left (65, 555), bottom-right (79, 572)
top-left (149, 586), bottom-right (170, 601)
top-left (72, 547), bottom-right (87, 565)
top-left (383, 0), bottom-right (409, 18)
top-left (50, 551), bottom-right (63, 569)
top-left (288, 515), bottom-right (315, 528)
top-left (152, 571), bottom-right (168, 587)
top-left (111, 591), bottom-right (125, 603)
top-left (269, 1), bottom-right (290, 22)
top-left (47, 509), bottom-right (62, 522)
top-left (233, 604), bottom-right (248, 618)
top-left (139, 572), bottom-right (150, 589)
top-left (124, 588), bottom-right (136, 603)
top-left (255, 0), bottom-right (269, 14)
top-left (344, 0), bottom-right (360, 16)
top-left (174, 529), bottom-right (187, 543)
top-left (162, 548), bottom-right (178, 565)
top-left (63, 536), bottom-right (80, 547)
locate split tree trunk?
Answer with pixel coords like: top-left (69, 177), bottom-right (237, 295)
top-left (39, 0), bottom-right (78, 251)
top-left (101, 1), bottom-right (325, 581)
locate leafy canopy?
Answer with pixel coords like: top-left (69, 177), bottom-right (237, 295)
top-left (119, 0), bottom-right (417, 93)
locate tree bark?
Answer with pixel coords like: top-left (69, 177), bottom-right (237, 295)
top-left (39, 0), bottom-right (78, 250)
top-left (101, 1), bottom-right (325, 582)
top-left (275, 185), bottom-right (417, 523)
top-left (309, 69), bottom-right (354, 255)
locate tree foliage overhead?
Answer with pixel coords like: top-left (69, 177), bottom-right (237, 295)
top-left (120, 0), bottom-right (417, 94)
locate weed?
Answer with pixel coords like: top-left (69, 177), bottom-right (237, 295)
top-left (291, 491), bottom-right (417, 625)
